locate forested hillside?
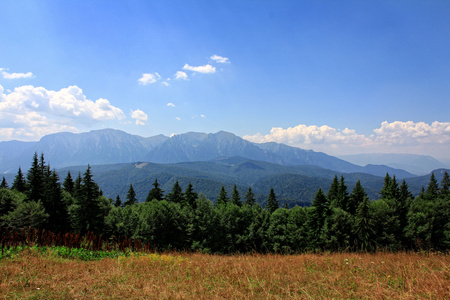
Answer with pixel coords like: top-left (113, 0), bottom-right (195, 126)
top-left (1, 153), bottom-right (449, 253)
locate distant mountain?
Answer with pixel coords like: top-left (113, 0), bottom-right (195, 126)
top-left (0, 128), bottom-right (415, 178)
top-left (338, 153), bottom-right (448, 175)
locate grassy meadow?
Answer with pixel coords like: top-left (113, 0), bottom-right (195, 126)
top-left (0, 248), bottom-right (448, 299)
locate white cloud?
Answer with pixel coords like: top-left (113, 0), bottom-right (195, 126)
top-left (175, 117), bottom-right (181, 121)
top-left (0, 68), bottom-right (34, 79)
top-left (138, 73), bottom-right (161, 85)
top-left (174, 71), bottom-right (189, 80)
top-left (201, 114), bottom-right (206, 118)
top-left (243, 121), bottom-right (450, 159)
top-left (161, 81), bottom-right (170, 86)
top-left (0, 84), bottom-right (125, 141)
top-left (130, 109), bottom-right (148, 125)
top-left (182, 64), bottom-right (216, 74)
top-left (167, 103), bottom-right (175, 107)
top-left (210, 55), bottom-right (230, 64)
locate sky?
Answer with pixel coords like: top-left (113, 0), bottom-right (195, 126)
top-left (0, 0), bottom-right (449, 161)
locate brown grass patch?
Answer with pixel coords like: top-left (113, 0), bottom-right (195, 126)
top-left (1, 250), bottom-right (449, 299)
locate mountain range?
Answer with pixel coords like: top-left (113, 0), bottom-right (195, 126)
top-left (0, 128), bottom-right (415, 178)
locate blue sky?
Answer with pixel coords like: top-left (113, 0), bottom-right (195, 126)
top-left (1, 1), bottom-right (449, 160)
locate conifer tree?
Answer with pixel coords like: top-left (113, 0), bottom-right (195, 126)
top-left (0, 177), bottom-right (8, 189)
top-left (266, 187), bottom-right (278, 213)
top-left (184, 182), bottom-right (198, 207)
top-left (114, 194), bottom-right (122, 207)
top-left (167, 180), bottom-right (183, 204)
top-left (244, 187), bottom-right (256, 206)
top-left (231, 184), bottom-right (242, 206)
top-left (216, 186), bottom-right (229, 206)
top-left (124, 184), bottom-right (137, 206)
top-left (146, 178), bottom-right (164, 202)
top-left (44, 170), bottom-right (69, 232)
top-left (426, 172), bottom-right (439, 199)
top-left (63, 172), bottom-right (74, 195)
top-left (354, 196), bottom-right (373, 251)
top-left (327, 175), bottom-right (339, 204)
top-left (26, 152), bottom-right (44, 202)
top-left (12, 167), bottom-right (26, 193)
top-left (348, 180), bottom-right (367, 215)
top-left (440, 171), bottom-right (450, 196)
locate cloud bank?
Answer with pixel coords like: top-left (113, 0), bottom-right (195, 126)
top-left (243, 121), bottom-right (450, 160)
top-left (0, 84), bottom-right (125, 141)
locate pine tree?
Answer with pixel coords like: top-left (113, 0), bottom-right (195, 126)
top-left (265, 188), bottom-right (278, 213)
top-left (327, 175), bottom-right (339, 204)
top-left (354, 196), bottom-right (373, 251)
top-left (440, 171), bottom-right (449, 196)
top-left (124, 184), bottom-right (137, 206)
top-left (216, 186), bottom-right (229, 206)
top-left (44, 170), bottom-right (69, 232)
top-left (167, 180), bottom-right (183, 204)
top-left (63, 172), bottom-right (74, 195)
top-left (231, 184), bottom-right (241, 206)
top-left (244, 187), bottom-right (256, 206)
top-left (12, 167), bottom-right (26, 193)
top-left (426, 172), bottom-right (439, 199)
top-left (146, 178), bottom-right (164, 202)
top-left (0, 177), bottom-right (8, 189)
top-left (348, 180), bottom-right (367, 215)
top-left (26, 152), bottom-right (44, 202)
top-left (184, 182), bottom-right (198, 207)
top-left (114, 194), bottom-right (122, 207)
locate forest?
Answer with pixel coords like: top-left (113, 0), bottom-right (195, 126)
top-left (1, 153), bottom-right (449, 253)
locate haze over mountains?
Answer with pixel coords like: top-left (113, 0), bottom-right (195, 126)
top-left (0, 128), bottom-right (420, 178)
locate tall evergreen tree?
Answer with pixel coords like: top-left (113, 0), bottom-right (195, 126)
top-left (266, 188), bottom-right (278, 214)
top-left (231, 184), bottom-right (242, 207)
top-left (440, 171), bottom-right (450, 196)
top-left (307, 188), bottom-right (328, 250)
top-left (124, 184), bottom-right (137, 206)
top-left (0, 177), bottom-right (8, 189)
top-left (184, 182), bottom-right (198, 207)
top-left (146, 178), bottom-right (164, 202)
top-left (348, 180), bottom-right (367, 215)
top-left (426, 172), bottom-right (439, 199)
top-left (327, 175), bottom-right (339, 204)
top-left (244, 187), bottom-right (256, 206)
top-left (354, 196), bottom-right (374, 251)
top-left (44, 170), bottom-right (69, 232)
top-left (216, 186), bottom-right (229, 206)
top-left (26, 152), bottom-right (44, 202)
top-left (167, 180), bottom-right (183, 204)
top-left (63, 172), bottom-right (74, 195)
top-left (114, 194), bottom-right (122, 207)
top-left (12, 167), bottom-right (26, 193)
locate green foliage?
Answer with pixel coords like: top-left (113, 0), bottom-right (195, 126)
top-left (124, 184), bottom-right (137, 206)
top-left (1, 200), bottom-right (49, 230)
top-left (265, 188), bottom-right (278, 214)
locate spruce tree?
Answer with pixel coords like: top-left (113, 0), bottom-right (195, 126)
top-left (426, 172), bottom-right (439, 199)
top-left (124, 184), bottom-right (137, 206)
top-left (184, 182), bottom-right (198, 207)
top-left (231, 184), bottom-right (241, 207)
top-left (26, 152), bottom-right (44, 202)
top-left (12, 167), bottom-right (26, 193)
top-left (348, 180), bottom-right (367, 215)
top-left (216, 186), bottom-right (229, 206)
top-left (244, 187), bottom-right (256, 206)
top-left (63, 172), bottom-right (74, 195)
top-left (327, 175), bottom-right (339, 204)
top-left (0, 177), bottom-right (8, 189)
top-left (146, 178), bottom-right (164, 202)
top-left (265, 188), bottom-right (278, 214)
top-left (167, 180), bottom-right (183, 204)
top-left (354, 196), bottom-right (373, 251)
top-left (440, 171), bottom-right (450, 196)
top-left (114, 194), bottom-right (122, 207)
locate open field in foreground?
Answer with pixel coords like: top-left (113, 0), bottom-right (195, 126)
top-left (0, 249), bottom-right (449, 299)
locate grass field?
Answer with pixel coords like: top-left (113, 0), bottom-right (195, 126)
top-left (0, 248), bottom-right (449, 299)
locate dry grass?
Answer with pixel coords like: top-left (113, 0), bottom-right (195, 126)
top-left (0, 249), bottom-right (449, 299)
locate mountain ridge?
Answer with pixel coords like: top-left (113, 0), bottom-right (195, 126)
top-left (0, 128), bottom-right (415, 178)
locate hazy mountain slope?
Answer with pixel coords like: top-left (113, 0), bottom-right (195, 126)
top-left (0, 128), bottom-right (415, 179)
top-left (338, 153), bottom-right (447, 175)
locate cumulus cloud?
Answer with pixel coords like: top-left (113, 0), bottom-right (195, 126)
top-left (0, 84), bottom-right (125, 141)
top-left (130, 109), bottom-right (148, 125)
top-left (0, 68), bottom-right (34, 79)
top-left (138, 73), bottom-right (161, 85)
top-left (174, 71), bottom-right (189, 80)
top-left (210, 55), bottom-right (230, 64)
top-left (243, 121), bottom-right (450, 159)
top-left (175, 117), bottom-right (181, 121)
top-left (167, 103), bottom-right (175, 107)
top-left (182, 64), bottom-right (216, 74)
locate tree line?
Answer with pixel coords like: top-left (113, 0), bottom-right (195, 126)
top-left (1, 153), bottom-right (449, 253)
